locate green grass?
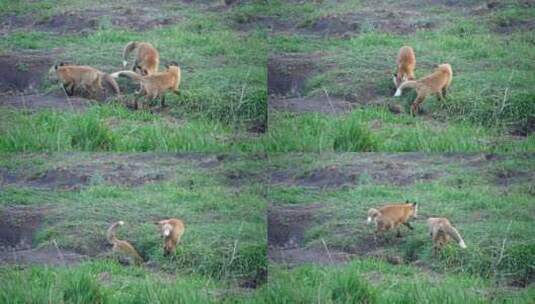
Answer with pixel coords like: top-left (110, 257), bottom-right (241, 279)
top-left (265, 110), bottom-right (535, 152)
top-left (0, 153), bottom-right (267, 301)
top-left (0, 0), bottom-right (267, 152)
top-left (267, 153), bottom-right (535, 302)
top-left (261, 260), bottom-right (535, 303)
top-left (0, 105), bottom-right (266, 152)
top-left (0, 261), bottom-right (240, 303)
top-left (266, 0), bottom-right (535, 152)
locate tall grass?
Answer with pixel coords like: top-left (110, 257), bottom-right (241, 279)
top-left (265, 110), bottom-right (535, 152)
top-left (0, 105), bottom-right (261, 152)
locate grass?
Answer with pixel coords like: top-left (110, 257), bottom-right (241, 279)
top-left (0, 153), bottom-right (267, 302)
top-left (266, 0), bottom-right (535, 152)
top-left (0, 261), bottom-right (237, 303)
top-left (266, 153), bottom-right (535, 302)
top-left (0, 0), bottom-right (267, 152)
top-left (263, 260), bottom-right (535, 304)
top-left (0, 105), bottom-right (265, 152)
top-left (265, 110), bottom-right (535, 152)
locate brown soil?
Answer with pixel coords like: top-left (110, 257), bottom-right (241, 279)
top-left (494, 168), bottom-right (534, 187)
top-left (1, 7), bottom-right (179, 35)
top-left (269, 160), bottom-right (442, 189)
top-left (303, 10), bottom-right (434, 37)
top-left (268, 53), bottom-right (326, 97)
top-left (1, 164), bottom-right (168, 190)
top-left (269, 96), bottom-right (355, 114)
top-left (269, 204), bottom-right (353, 266)
top-left (0, 53), bottom-right (54, 94)
top-left (0, 153), bottom-right (237, 191)
top-left (0, 205), bottom-right (86, 266)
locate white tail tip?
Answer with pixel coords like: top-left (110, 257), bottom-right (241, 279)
top-left (122, 60), bottom-right (128, 67)
top-left (118, 221), bottom-right (124, 225)
top-left (110, 72), bottom-right (120, 78)
top-left (459, 240), bottom-right (466, 249)
top-left (394, 88), bottom-right (402, 97)
top-left (367, 217), bottom-right (372, 224)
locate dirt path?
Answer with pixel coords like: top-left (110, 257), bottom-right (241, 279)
top-left (0, 205), bottom-right (87, 266)
top-left (0, 154), bottom-right (230, 190)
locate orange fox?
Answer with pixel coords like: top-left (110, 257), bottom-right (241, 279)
top-left (107, 221), bottom-right (144, 265)
top-left (111, 62), bottom-right (181, 108)
top-left (50, 63), bottom-right (120, 98)
top-left (427, 217), bottom-right (466, 250)
top-left (367, 201), bottom-right (418, 237)
top-left (393, 46), bottom-right (416, 88)
top-left (122, 41), bottom-right (160, 76)
top-left (155, 218), bottom-right (185, 256)
top-left (394, 63), bottom-right (452, 115)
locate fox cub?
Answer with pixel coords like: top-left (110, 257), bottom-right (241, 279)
top-left (427, 217), bottom-right (467, 251)
top-left (367, 201), bottom-right (418, 238)
top-left (155, 218), bottom-right (185, 256)
top-left (394, 63), bottom-right (452, 115)
top-left (107, 221), bottom-right (144, 265)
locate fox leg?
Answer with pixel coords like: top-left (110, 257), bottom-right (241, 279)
top-left (63, 82), bottom-right (74, 96)
top-left (403, 222), bottom-right (414, 230)
top-left (160, 93), bottom-right (166, 108)
top-left (410, 93), bottom-right (426, 116)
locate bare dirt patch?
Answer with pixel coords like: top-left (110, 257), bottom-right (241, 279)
top-left (269, 204), bottom-right (353, 266)
top-left (269, 96), bottom-right (355, 114)
top-left (0, 53), bottom-right (54, 94)
top-left (301, 9), bottom-right (436, 37)
top-left (270, 160), bottom-right (442, 189)
top-left (0, 206), bottom-right (45, 251)
top-left (494, 168), bottom-right (534, 187)
top-left (0, 205), bottom-right (86, 266)
top-left (1, 163), bottom-right (171, 190)
top-left (1, 7), bottom-right (179, 35)
top-left (268, 53), bottom-right (326, 97)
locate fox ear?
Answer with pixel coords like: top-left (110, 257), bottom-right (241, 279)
top-left (406, 200), bottom-right (409, 203)
top-left (412, 202), bottom-right (417, 206)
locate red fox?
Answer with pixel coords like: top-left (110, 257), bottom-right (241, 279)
top-left (107, 221), bottom-right (144, 265)
top-left (394, 63), bottom-right (452, 115)
top-left (155, 218), bottom-right (185, 256)
top-left (49, 63), bottom-right (120, 99)
top-left (122, 41), bottom-right (159, 76)
top-left (367, 201), bottom-right (418, 238)
top-left (111, 62), bottom-right (181, 108)
top-left (427, 217), bottom-right (466, 250)
top-left (393, 46), bottom-right (416, 88)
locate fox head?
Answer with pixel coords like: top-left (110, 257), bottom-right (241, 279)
top-left (367, 208), bottom-right (381, 225)
top-left (165, 61), bottom-right (179, 69)
top-left (155, 220), bottom-right (173, 237)
top-left (406, 200), bottom-right (418, 218)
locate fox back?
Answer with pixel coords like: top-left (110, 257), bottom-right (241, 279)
top-left (394, 46), bottom-right (416, 87)
top-left (378, 201), bottom-right (418, 226)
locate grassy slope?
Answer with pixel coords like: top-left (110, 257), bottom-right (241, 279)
top-left (266, 0), bottom-right (535, 152)
top-left (0, 154), bottom-right (267, 302)
top-left (0, 0), bottom-right (267, 152)
top-left (267, 153), bottom-right (534, 303)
